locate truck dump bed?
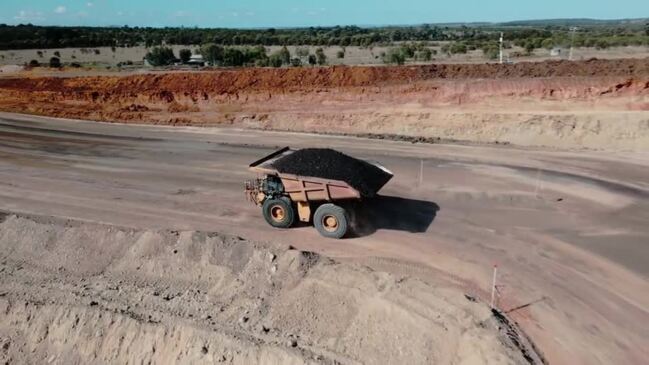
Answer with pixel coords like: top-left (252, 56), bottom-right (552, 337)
top-left (249, 147), bottom-right (393, 199)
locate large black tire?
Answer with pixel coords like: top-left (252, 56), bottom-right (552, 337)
top-left (262, 197), bottom-right (295, 228)
top-left (313, 203), bottom-right (349, 239)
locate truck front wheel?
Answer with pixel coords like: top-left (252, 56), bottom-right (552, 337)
top-left (314, 203), bottom-right (349, 239)
top-left (262, 197), bottom-right (295, 228)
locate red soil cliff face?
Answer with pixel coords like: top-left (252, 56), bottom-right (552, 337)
top-left (1, 58), bottom-right (648, 150)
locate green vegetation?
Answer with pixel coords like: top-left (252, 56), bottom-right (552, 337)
top-left (145, 46), bottom-right (176, 66)
top-left (2, 20), bottom-right (648, 68)
top-left (315, 48), bottom-right (327, 65)
top-left (49, 56), bottom-right (61, 68)
top-left (1, 20), bottom-right (647, 51)
top-left (179, 48), bottom-right (192, 63)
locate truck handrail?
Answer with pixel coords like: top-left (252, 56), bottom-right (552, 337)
top-left (248, 146), bottom-right (290, 168)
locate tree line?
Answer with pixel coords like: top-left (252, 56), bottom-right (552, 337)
top-left (2, 23), bottom-right (648, 51)
top-left (145, 45), bottom-right (328, 67)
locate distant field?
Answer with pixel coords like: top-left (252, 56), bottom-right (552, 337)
top-left (1, 44), bottom-right (648, 68)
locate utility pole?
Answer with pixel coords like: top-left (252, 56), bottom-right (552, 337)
top-left (569, 27), bottom-right (578, 61)
top-left (499, 32), bottom-right (504, 64)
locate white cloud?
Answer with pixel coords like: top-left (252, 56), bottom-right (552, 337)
top-left (231, 12), bottom-right (239, 17)
top-left (13, 10), bottom-right (45, 22)
top-left (54, 6), bottom-right (67, 14)
top-left (87, 2), bottom-right (94, 7)
top-left (117, 11), bottom-right (124, 16)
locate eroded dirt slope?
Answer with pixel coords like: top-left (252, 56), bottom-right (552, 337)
top-left (0, 58), bottom-right (648, 150)
top-left (0, 213), bottom-right (539, 365)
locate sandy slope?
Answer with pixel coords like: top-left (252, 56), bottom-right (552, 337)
top-left (0, 213), bottom-right (537, 365)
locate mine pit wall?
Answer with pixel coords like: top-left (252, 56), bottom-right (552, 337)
top-left (0, 58), bottom-right (648, 150)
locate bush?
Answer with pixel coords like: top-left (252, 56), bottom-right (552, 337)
top-left (269, 54), bottom-right (283, 67)
top-left (179, 48), bottom-right (192, 63)
top-left (383, 48), bottom-right (405, 65)
top-left (94, 49), bottom-right (100, 55)
top-left (290, 58), bottom-right (302, 67)
top-left (54, 51), bottom-right (61, 57)
top-left (337, 50), bottom-right (345, 58)
top-left (417, 48), bottom-right (432, 61)
top-left (278, 46), bottom-right (291, 64)
top-left (28, 59), bottom-right (39, 67)
top-left (145, 46), bottom-right (176, 66)
top-left (315, 48), bottom-right (327, 65)
top-left (449, 42), bottom-right (467, 54)
top-left (308, 54), bottom-right (317, 65)
top-left (49, 57), bottom-right (61, 68)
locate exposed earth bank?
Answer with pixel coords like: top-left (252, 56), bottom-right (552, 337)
top-left (0, 58), bottom-right (648, 151)
top-left (0, 213), bottom-right (540, 365)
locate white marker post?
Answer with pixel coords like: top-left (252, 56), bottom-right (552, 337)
top-left (490, 264), bottom-right (498, 309)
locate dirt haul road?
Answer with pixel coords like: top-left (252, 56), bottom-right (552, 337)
top-left (0, 112), bottom-right (648, 364)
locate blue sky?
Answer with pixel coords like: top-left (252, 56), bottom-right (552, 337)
top-left (3, 0), bottom-right (648, 28)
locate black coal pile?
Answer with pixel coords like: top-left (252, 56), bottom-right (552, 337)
top-left (271, 148), bottom-right (392, 197)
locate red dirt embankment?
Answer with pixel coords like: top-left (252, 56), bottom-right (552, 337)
top-left (1, 58), bottom-right (649, 94)
top-left (1, 58), bottom-right (648, 150)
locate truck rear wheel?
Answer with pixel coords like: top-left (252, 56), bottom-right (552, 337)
top-left (262, 197), bottom-right (295, 228)
top-left (314, 203), bottom-right (349, 239)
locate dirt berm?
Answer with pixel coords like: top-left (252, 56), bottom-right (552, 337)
top-left (0, 213), bottom-right (540, 364)
top-left (2, 58), bottom-right (648, 150)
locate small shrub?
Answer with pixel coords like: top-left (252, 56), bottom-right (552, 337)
top-left (28, 59), bottom-right (40, 67)
top-left (49, 57), bottom-right (61, 68)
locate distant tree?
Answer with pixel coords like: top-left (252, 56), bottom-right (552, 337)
top-left (222, 48), bottom-right (245, 66)
top-left (145, 46), bottom-right (176, 66)
top-left (111, 46), bottom-right (116, 52)
top-left (179, 48), bottom-right (192, 63)
top-left (449, 42), bottom-right (467, 54)
top-left (37, 50), bottom-right (43, 58)
top-left (290, 58), bottom-right (302, 67)
top-left (336, 49), bottom-right (345, 58)
top-left (94, 49), bottom-right (100, 55)
top-left (308, 54), bottom-right (317, 66)
top-left (53, 51), bottom-right (61, 57)
top-left (383, 48), bottom-right (405, 65)
top-left (482, 46), bottom-right (499, 60)
top-left (315, 47), bottom-right (326, 65)
top-left (268, 53), bottom-right (283, 67)
top-left (28, 59), bottom-right (39, 67)
top-left (200, 44), bottom-right (224, 65)
top-left (524, 42), bottom-right (535, 55)
top-left (49, 57), bottom-right (61, 68)
top-left (278, 46), bottom-right (291, 64)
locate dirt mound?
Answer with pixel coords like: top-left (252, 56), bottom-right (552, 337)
top-left (0, 213), bottom-right (539, 364)
top-left (272, 148), bottom-right (393, 197)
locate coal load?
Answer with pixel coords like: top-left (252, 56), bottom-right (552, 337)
top-left (271, 148), bottom-right (392, 197)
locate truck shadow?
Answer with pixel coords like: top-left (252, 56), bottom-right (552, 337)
top-left (349, 195), bottom-right (440, 238)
